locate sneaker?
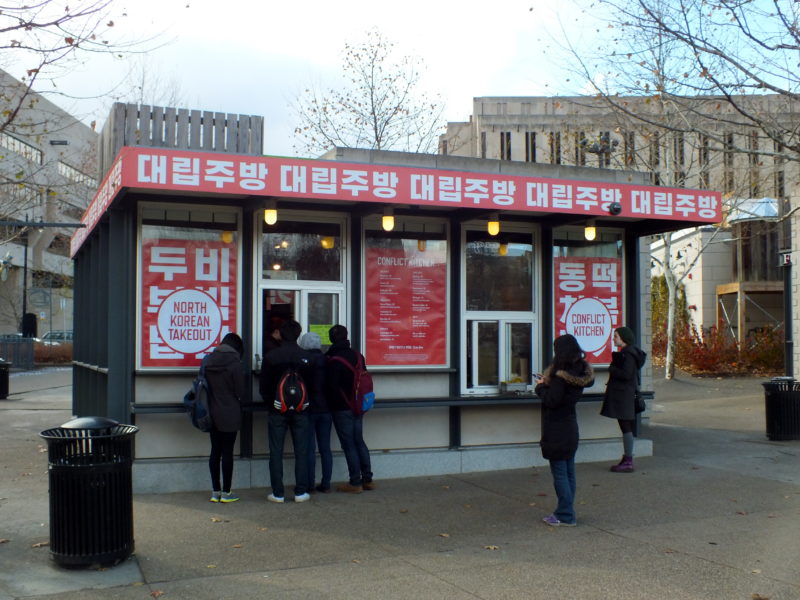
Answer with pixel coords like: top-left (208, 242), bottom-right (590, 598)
top-left (267, 493), bottom-right (285, 503)
top-left (210, 491), bottom-right (221, 503)
top-left (542, 514), bottom-right (576, 527)
top-left (336, 482), bottom-right (363, 493)
top-left (362, 481), bottom-right (376, 491)
top-left (294, 492), bottom-right (311, 503)
top-left (315, 485), bottom-right (332, 494)
top-left (220, 491), bottom-right (240, 503)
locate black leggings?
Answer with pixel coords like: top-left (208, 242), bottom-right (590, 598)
top-left (209, 429), bottom-right (238, 492)
top-left (617, 419), bottom-right (635, 435)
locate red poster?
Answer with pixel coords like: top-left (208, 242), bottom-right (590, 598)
top-left (554, 257), bottom-right (622, 363)
top-left (365, 244), bottom-right (447, 366)
top-left (140, 239), bottom-right (238, 368)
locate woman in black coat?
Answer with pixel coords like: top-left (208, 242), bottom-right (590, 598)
top-left (534, 334), bottom-right (594, 527)
top-left (204, 332), bottom-right (246, 503)
top-left (600, 326), bottom-right (647, 473)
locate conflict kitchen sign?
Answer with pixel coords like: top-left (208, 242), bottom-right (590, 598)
top-left (365, 242), bottom-right (447, 366)
top-left (554, 257), bottom-right (621, 363)
top-left (140, 238), bottom-right (238, 368)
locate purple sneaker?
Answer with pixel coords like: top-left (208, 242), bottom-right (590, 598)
top-left (542, 514), bottom-right (576, 527)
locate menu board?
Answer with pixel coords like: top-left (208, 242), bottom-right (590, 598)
top-left (365, 241), bottom-right (447, 366)
top-left (554, 257), bottom-right (622, 363)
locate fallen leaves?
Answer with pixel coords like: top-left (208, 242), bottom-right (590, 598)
top-left (0, 539), bottom-right (9, 544)
top-left (150, 591), bottom-right (165, 598)
top-left (752, 594), bottom-right (770, 600)
top-left (31, 541), bottom-right (49, 548)
top-left (484, 545), bottom-right (499, 550)
top-left (438, 533), bottom-right (450, 538)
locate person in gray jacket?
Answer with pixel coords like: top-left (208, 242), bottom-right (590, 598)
top-left (204, 332), bottom-right (246, 503)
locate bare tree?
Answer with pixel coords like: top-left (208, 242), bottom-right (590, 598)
top-left (557, 0), bottom-right (800, 377)
top-left (292, 29), bottom-right (446, 156)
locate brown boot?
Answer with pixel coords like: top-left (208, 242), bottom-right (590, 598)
top-left (362, 481), bottom-right (376, 491)
top-left (336, 482), bottom-right (363, 493)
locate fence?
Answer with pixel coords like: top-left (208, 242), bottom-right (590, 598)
top-left (0, 339), bottom-right (35, 370)
top-left (98, 103), bottom-right (265, 177)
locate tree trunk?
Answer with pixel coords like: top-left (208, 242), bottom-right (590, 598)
top-left (664, 263), bottom-right (678, 380)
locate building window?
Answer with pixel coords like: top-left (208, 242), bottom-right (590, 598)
top-left (575, 132), bottom-right (586, 166)
top-left (262, 220), bottom-right (342, 282)
top-left (723, 132), bottom-right (735, 193)
top-left (480, 131), bottom-right (487, 159)
top-left (0, 132), bottom-right (43, 164)
top-left (464, 229), bottom-right (535, 392)
top-left (525, 132), bottom-right (537, 162)
top-left (549, 132), bottom-right (561, 165)
top-left (58, 161), bottom-right (98, 188)
top-left (748, 131), bottom-right (760, 197)
top-left (500, 132), bottom-right (512, 160)
top-left (624, 132), bottom-right (635, 166)
top-left (698, 134), bottom-right (709, 189)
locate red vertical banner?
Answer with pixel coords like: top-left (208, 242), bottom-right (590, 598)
top-left (365, 243), bottom-right (447, 366)
top-left (140, 239), bottom-right (238, 368)
top-left (554, 257), bottom-right (622, 363)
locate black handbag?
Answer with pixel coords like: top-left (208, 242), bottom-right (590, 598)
top-left (634, 389), bottom-right (646, 414)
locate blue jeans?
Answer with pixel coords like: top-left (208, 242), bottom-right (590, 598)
top-left (332, 410), bottom-right (372, 486)
top-left (267, 411), bottom-right (310, 497)
top-left (549, 457), bottom-right (576, 524)
top-left (307, 412), bottom-right (333, 490)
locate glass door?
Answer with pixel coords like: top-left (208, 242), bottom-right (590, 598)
top-left (261, 289), bottom-right (341, 357)
top-left (467, 320), bottom-right (533, 390)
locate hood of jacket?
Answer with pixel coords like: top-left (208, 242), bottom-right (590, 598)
top-left (545, 362), bottom-right (595, 388)
top-left (623, 345), bottom-right (647, 369)
top-left (204, 344), bottom-right (241, 372)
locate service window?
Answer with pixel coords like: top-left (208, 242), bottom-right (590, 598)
top-left (463, 229), bottom-right (536, 393)
top-left (553, 227), bottom-right (623, 364)
top-left (137, 204), bottom-right (240, 370)
top-left (259, 214), bottom-right (345, 357)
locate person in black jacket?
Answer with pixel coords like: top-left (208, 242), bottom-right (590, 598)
top-left (326, 325), bottom-right (373, 493)
top-left (259, 319), bottom-right (313, 503)
top-left (534, 334), bottom-right (594, 527)
top-left (298, 331), bottom-right (333, 493)
top-left (204, 332), bottom-right (246, 503)
top-left (601, 326), bottom-right (647, 473)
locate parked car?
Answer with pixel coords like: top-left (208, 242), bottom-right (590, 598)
top-left (41, 330), bottom-right (73, 344)
top-left (0, 332), bottom-right (43, 343)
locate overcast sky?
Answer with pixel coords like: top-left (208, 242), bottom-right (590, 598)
top-left (40, 0), bottom-right (592, 157)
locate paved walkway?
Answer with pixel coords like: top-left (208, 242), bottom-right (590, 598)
top-left (0, 367), bottom-right (798, 599)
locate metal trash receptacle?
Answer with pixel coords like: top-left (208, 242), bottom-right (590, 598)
top-left (761, 377), bottom-right (800, 441)
top-left (40, 417), bottom-right (138, 567)
top-left (0, 358), bottom-right (9, 399)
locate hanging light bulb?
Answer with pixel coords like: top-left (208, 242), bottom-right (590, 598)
top-left (487, 213), bottom-right (500, 236)
top-left (220, 231), bottom-right (234, 244)
top-left (321, 236), bottom-right (335, 249)
top-left (498, 242), bottom-right (508, 256)
top-left (382, 207), bottom-right (395, 232)
top-left (264, 200), bottom-right (278, 225)
top-left (584, 219), bottom-right (596, 241)
top-left (417, 239), bottom-right (427, 252)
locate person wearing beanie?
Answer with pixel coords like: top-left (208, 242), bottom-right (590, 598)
top-left (298, 332), bottom-right (333, 493)
top-left (600, 327), bottom-right (647, 472)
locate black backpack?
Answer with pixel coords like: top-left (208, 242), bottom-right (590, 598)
top-left (274, 362), bottom-right (309, 413)
top-left (183, 361), bottom-right (213, 432)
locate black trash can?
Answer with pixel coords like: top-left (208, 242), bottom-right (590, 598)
top-left (0, 358), bottom-right (9, 399)
top-left (761, 377), bottom-right (800, 441)
top-left (39, 417), bottom-right (138, 567)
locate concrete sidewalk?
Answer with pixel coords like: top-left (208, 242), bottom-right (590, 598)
top-left (1, 368), bottom-right (799, 599)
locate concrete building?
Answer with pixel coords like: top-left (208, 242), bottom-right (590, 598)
top-left (441, 96), bottom-right (795, 357)
top-left (0, 69), bottom-right (98, 342)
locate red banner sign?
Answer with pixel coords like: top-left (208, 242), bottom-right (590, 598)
top-left (554, 257), bottom-right (622, 363)
top-left (140, 239), bottom-right (238, 368)
top-left (365, 245), bottom-right (447, 366)
top-left (72, 147), bottom-right (723, 256)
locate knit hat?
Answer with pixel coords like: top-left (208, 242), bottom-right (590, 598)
top-left (615, 327), bottom-right (636, 346)
top-left (298, 331), bottom-right (322, 350)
